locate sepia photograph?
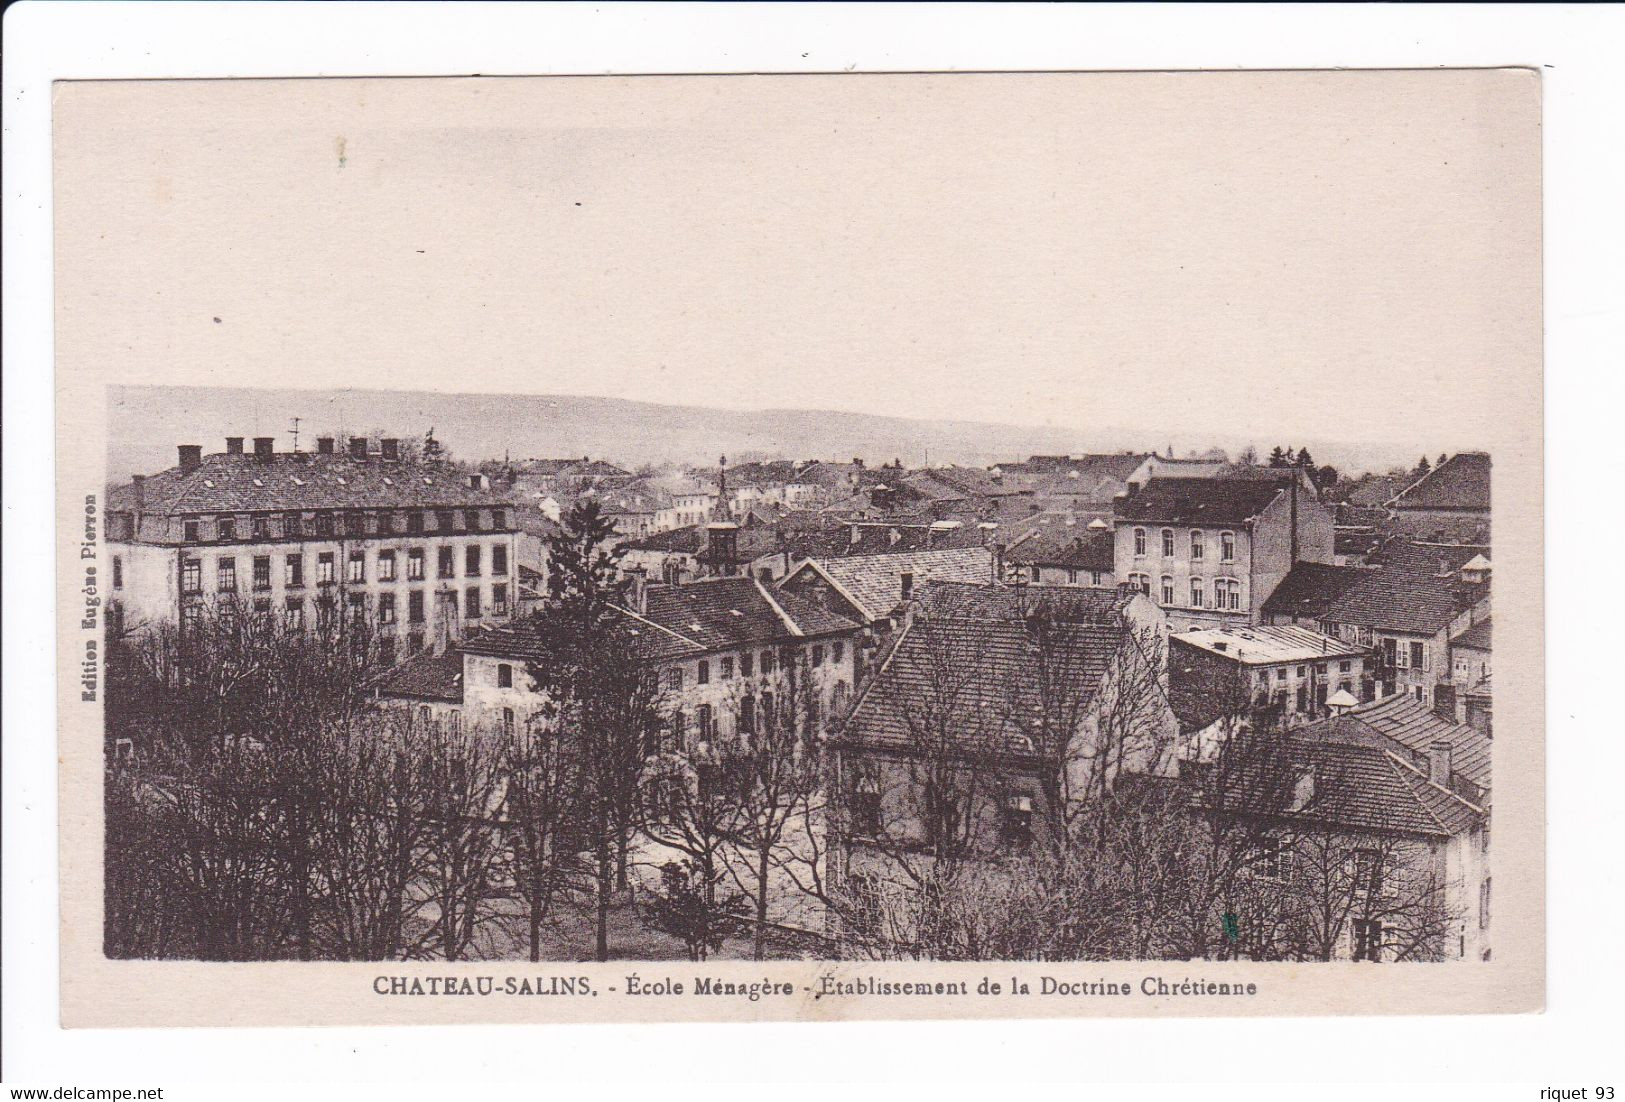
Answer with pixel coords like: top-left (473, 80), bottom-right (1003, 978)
top-left (48, 66), bottom-right (1541, 1028)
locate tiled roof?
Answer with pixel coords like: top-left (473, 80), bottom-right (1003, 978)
top-left (911, 579), bottom-right (1137, 622)
top-left (462, 607), bottom-right (705, 664)
top-left (786, 546), bottom-right (995, 622)
top-left (1452, 616), bottom-right (1492, 651)
top-left (108, 452), bottom-right (517, 516)
top-left (374, 648), bottom-right (466, 703)
top-left (1386, 452), bottom-right (1491, 512)
top-left (640, 575), bottom-right (859, 652)
top-left (1114, 477), bottom-right (1290, 526)
top-left (1006, 521), bottom-right (1114, 571)
top-left (1319, 567), bottom-right (1472, 636)
top-left (1261, 562), bottom-right (1365, 621)
top-left (1340, 693), bottom-right (1491, 796)
top-left (840, 582), bottom-right (1129, 755)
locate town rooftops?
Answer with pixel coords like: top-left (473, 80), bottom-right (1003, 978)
top-left (621, 524), bottom-right (708, 555)
top-left (1262, 551), bottom-right (1483, 637)
top-left (1113, 476), bottom-right (1294, 527)
top-left (1291, 693), bottom-right (1490, 804)
top-left (1173, 624), bottom-right (1368, 666)
top-left (108, 445), bottom-right (517, 518)
top-left (1286, 734), bottom-right (1484, 837)
top-left (782, 545), bottom-right (995, 623)
top-left (1385, 451), bottom-right (1491, 512)
top-left (1006, 518), bottom-right (1115, 572)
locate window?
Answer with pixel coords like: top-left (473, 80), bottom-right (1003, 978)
top-left (378, 592), bottom-right (396, 624)
top-left (1160, 576), bottom-right (1175, 605)
top-left (407, 548), bottom-right (425, 580)
top-left (438, 547), bottom-right (455, 579)
top-left (1133, 527), bottom-right (1147, 557)
top-left (379, 550), bottom-right (396, 580)
top-left (833, 641), bottom-right (844, 664)
top-left (1161, 528), bottom-right (1175, 558)
top-left (348, 550), bottom-right (365, 583)
top-left (1190, 578), bottom-right (1204, 608)
top-left (252, 555), bottom-right (271, 590)
top-left (493, 509), bottom-right (507, 530)
top-left (760, 691), bottom-right (776, 728)
top-left (347, 591), bottom-right (366, 628)
top-left (1255, 835), bottom-right (1293, 879)
top-left (315, 513), bottom-right (334, 537)
top-left (665, 667), bottom-right (684, 691)
top-left (497, 663), bottom-right (513, 688)
top-left (1127, 572), bottom-right (1150, 596)
top-left (739, 695), bottom-right (756, 733)
top-left (492, 544), bottom-right (508, 576)
top-left (761, 649), bottom-right (776, 674)
top-left (1479, 877), bottom-right (1491, 929)
top-left (1221, 530), bottom-right (1236, 562)
top-left (812, 644), bottom-right (825, 667)
top-left (1409, 641), bottom-right (1428, 671)
top-left (1000, 792), bottom-right (1035, 848)
top-left (465, 586), bottom-right (482, 619)
top-left (112, 556), bottom-right (123, 589)
top-left (1217, 578), bottom-right (1241, 611)
top-left (1339, 659), bottom-right (1352, 673)
top-left (492, 583), bottom-right (508, 615)
top-left (183, 520), bottom-right (200, 542)
top-left (283, 512), bottom-right (302, 538)
top-left (1277, 668), bottom-right (1288, 681)
top-left (502, 707), bottom-right (515, 737)
top-left (1383, 637), bottom-right (1399, 667)
top-left (408, 590), bottom-right (424, 623)
top-left (697, 704), bottom-right (715, 741)
top-left (697, 660), bottom-right (710, 685)
top-left (284, 597), bottom-right (304, 630)
top-left (465, 545), bottom-right (482, 576)
top-left (217, 557), bottom-right (237, 592)
top-left (832, 680), bottom-right (849, 714)
top-left (720, 656), bottom-right (734, 679)
top-left (436, 510), bottom-right (455, 533)
top-left (740, 651), bottom-right (754, 676)
top-left (849, 782), bottom-right (882, 837)
top-left (407, 511), bottom-right (424, 535)
top-left (1295, 683), bottom-right (1308, 712)
top-left (670, 710), bottom-right (688, 751)
top-left (1190, 529), bottom-right (1204, 560)
top-left (1352, 849), bottom-right (1383, 898)
top-left (317, 552), bottom-right (335, 584)
top-left (464, 509), bottom-right (482, 532)
top-left (1352, 919), bottom-right (1384, 962)
top-left (285, 554), bottom-right (303, 587)
top-left (217, 516), bottom-right (236, 542)
top-left (346, 513), bottom-right (366, 538)
top-left (181, 558), bottom-right (202, 594)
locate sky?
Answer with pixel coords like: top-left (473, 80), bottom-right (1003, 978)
top-left (55, 71), bottom-right (1539, 454)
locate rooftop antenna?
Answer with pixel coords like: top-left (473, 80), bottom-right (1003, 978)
top-left (288, 416), bottom-right (302, 453)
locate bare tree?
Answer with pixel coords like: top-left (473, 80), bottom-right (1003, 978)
top-left (411, 724), bottom-right (504, 961)
top-left (496, 708), bottom-right (586, 962)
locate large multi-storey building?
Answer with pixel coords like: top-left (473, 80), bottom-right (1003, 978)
top-left (104, 435), bottom-right (520, 657)
top-left (1113, 476), bottom-right (1334, 631)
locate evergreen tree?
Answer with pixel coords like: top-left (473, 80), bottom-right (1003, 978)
top-left (1438, 452), bottom-right (1449, 468)
top-left (1267, 446), bottom-right (1288, 468)
top-left (1295, 447), bottom-right (1315, 469)
top-left (1416, 455), bottom-right (1432, 475)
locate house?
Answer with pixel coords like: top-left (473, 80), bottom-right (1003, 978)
top-left (1113, 476), bottom-right (1334, 631)
top-left (827, 581), bottom-right (1176, 898)
top-left (386, 575), bottom-right (864, 750)
top-left (1261, 542), bottom-right (1490, 710)
top-left (1005, 515), bottom-right (1115, 587)
top-left (1197, 719), bottom-right (1490, 961)
top-left (1170, 623), bottom-right (1372, 732)
top-left (104, 436), bottom-right (520, 657)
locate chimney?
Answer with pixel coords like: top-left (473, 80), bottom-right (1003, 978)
top-left (899, 570), bottom-right (914, 601)
top-left (1126, 481), bottom-right (1141, 496)
top-left (225, 436), bottom-right (245, 455)
top-left (130, 474), bottom-right (145, 530)
top-left (991, 541), bottom-right (1006, 584)
top-left (316, 436), bottom-right (335, 456)
top-left (177, 444), bottom-right (203, 473)
top-left (1428, 741), bottom-right (1453, 785)
top-left (380, 437), bottom-right (400, 461)
top-left (468, 473), bottom-right (489, 491)
top-left (349, 437), bottom-right (369, 460)
top-left (252, 436), bottom-right (274, 461)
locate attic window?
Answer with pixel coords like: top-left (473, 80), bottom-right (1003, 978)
top-left (291, 477), bottom-right (305, 486)
top-left (382, 477), bottom-right (393, 486)
top-left (336, 477), bottom-right (347, 485)
top-left (423, 477), bottom-right (433, 485)
top-left (252, 478), bottom-right (263, 488)
top-left (730, 609), bottom-right (743, 617)
top-left (203, 479), bottom-right (215, 488)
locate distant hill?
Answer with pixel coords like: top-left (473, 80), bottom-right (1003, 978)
top-left (105, 385), bottom-right (1425, 480)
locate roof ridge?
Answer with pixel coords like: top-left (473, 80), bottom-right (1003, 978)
top-left (842, 617), bottom-right (915, 727)
top-left (753, 578), bottom-right (805, 637)
top-left (613, 605), bottom-right (705, 650)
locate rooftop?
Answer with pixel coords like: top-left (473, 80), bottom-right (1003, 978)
top-left (1114, 476), bottom-right (1293, 527)
top-left (1294, 692), bottom-right (1491, 801)
top-left (784, 545), bottom-right (995, 622)
top-left (1452, 616), bottom-right (1492, 651)
top-left (1386, 451), bottom-right (1491, 512)
top-left (1173, 624), bottom-right (1369, 665)
top-left (373, 647), bottom-right (466, 703)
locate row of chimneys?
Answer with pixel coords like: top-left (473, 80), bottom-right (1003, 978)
top-left (179, 436), bottom-right (404, 472)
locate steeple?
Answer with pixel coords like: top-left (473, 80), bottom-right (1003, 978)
top-left (700, 454), bottom-right (743, 576)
